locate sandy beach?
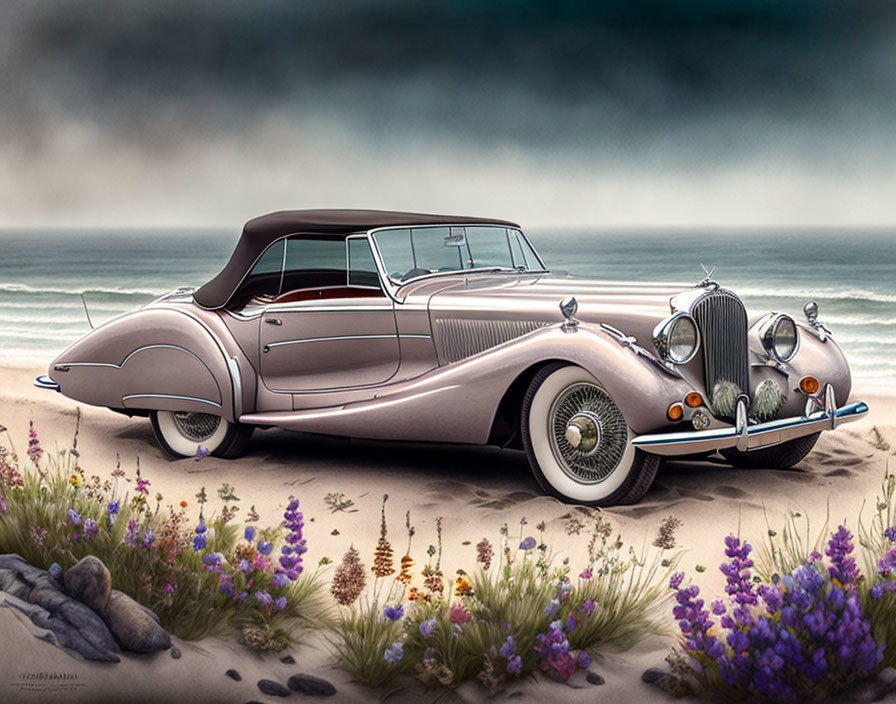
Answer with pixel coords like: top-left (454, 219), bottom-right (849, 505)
top-left (1, 359), bottom-right (894, 704)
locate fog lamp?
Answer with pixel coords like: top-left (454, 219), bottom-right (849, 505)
top-left (692, 412), bottom-right (711, 430)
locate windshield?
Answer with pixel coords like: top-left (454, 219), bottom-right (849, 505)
top-left (372, 225), bottom-right (546, 284)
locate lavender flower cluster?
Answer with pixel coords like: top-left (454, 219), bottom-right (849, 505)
top-left (671, 527), bottom-right (882, 703)
top-left (278, 497), bottom-right (307, 581)
top-left (533, 614), bottom-right (591, 681)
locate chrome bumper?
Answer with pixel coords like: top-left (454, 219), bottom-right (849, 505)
top-left (33, 375), bottom-right (61, 392)
top-left (633, 400), bottom-right (868, 457)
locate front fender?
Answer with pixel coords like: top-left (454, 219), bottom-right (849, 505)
top-left (48, 308), bottom-right (239, 422)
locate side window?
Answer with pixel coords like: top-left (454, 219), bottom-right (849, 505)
top-left (374, 228), bottom-right (416, 279)
top-left (507, 229), bottom-right (530, 269)
top-left (229, 239), bottom-right (285, 308)
top-left (280, 237), bottom-right (347, 293)
top-left (347, 238), bottom-right (380, 287)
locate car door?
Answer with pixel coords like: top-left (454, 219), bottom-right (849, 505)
top-left (259, 236), bottom-right (400, 392)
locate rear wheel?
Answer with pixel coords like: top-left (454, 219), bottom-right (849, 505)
top-left (150, 411), bottom-right (253, 459)
top-left (520, 363), bottom-right (661, 506)
top-left (721, 432), bottom-right (820, 469)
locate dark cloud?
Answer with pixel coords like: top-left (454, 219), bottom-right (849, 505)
top-left (0, 1), bottom-right (894, 225)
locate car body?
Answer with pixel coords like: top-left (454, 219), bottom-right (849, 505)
top-left (34, 210), bottom-right (868, 505)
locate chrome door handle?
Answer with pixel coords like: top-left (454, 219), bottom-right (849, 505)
top-left (265, 318), bottom-right (282, 326)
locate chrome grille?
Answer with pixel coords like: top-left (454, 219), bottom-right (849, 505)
top-left (691, 289), bottom-right (749, 419)
top-left (434, 318), bottom-right (549, 363)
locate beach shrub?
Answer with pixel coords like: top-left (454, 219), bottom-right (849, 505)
top-left (329, 501), bottom-right (678, 692)
top-left (0, 420), bottom-right (328, 645)
top-left (666, 528), bottom-right (883, 703)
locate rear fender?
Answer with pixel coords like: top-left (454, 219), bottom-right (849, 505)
top-left (48, 309), bottom-right (239, 422)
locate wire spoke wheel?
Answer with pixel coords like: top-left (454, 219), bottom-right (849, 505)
top-left (172, 412), bottom-right (222, 442)
top-left (549, 383), bottom-right (629, 484)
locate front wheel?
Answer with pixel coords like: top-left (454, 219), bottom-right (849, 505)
top-left (521, 363), bottom-right (660, 506)
top-left (150, 411), bottom-right (253, 459)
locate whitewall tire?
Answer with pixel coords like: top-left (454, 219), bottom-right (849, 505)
top-left (150, 411), bottom-right (253, 459)
top-left (521, 363), bottom-right (660, 505)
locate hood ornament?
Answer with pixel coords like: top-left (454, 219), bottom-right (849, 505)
top-left (559, 296), bottom-right (579, 332)
top-left (697, 264), bottom-right (719, 290)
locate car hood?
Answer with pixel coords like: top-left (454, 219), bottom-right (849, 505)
top-left (419, 273), bottom-right (696, 349)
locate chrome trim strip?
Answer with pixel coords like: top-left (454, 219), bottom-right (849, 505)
top-left (265, 304), bottom-right (394, 314)
top-left (633, 401), bottom-right (868, 456)
top-left (122, 393), bottom-right (222, 409)
top-left (266, 333), bottom-right (431, 350)
top-left (33, 375), bottom-right (61, 392)
top-left (227, 356), bottom-right (243, 419)
top-left (58, 344), bottom-right (205, 370)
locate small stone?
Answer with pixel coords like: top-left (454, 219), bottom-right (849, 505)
top-left (641, 668), bottom-right (668, 685)
top-left (848, 679), bottom-right (888, 703)
top-left (586, 670), bottom-right (605, 685)
top-left (287, 673), bottom-right (336, 696)
top-left (257, 679), bottom-right (292, 697)
top-left (63, 556), bottom-right (112, 613)
top-left (102, 590), bottom-right (171, 653)
top-left (170, 646), bottom-right (182, 659)
top-left (280, 654), bottom-right (296, 664)
top-left (879, 667), bottom-right (896, 688)
top-left (226, 669), bottom-right (242, 682)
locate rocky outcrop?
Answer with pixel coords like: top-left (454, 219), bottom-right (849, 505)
top-left (0, 554), bottom-right (120, 662)
top-left (0, 553), bottom-right (171, 662)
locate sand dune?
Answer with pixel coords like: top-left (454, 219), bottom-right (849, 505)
top-left (0, 360), bottom-right (894, 703)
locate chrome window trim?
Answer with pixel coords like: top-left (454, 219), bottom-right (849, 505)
top-left (263, 302), bottom-right (394, 314)
top-left (366, 224), bottom-right (549, 301)
top-left (122, 393), bottom-right (222, 409)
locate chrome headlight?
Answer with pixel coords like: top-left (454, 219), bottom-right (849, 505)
top-left (759, 313), bottom-right (799, 362)
top-left (653, 313), bottom-right (699, 364)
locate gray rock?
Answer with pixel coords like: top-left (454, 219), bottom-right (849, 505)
top-left (586, 670), bottom-right (605, 685)
top-left (226, 669), bottom-right (242, 681)
top-left (641, 668), bottom-right (668, 685)
top-left (847, 679), bottom-right (888, 703)
top-left (280, 654), bottom-right (296, 664)
top-left (879, 667), bottom-right (896, 688)
top-left (287, 673), bottom-right (336, 697)
top-left (102, 590), bottom-right (171, 653)
top-left (0, 568), bottom-right (31, 600)
top-left (257, 679), bottom-right (292, 697)
top-left (170, 645), bottom-right (182, 659)
top-left (64, 556), bottom-right (111, 613)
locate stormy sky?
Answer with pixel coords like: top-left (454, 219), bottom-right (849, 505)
top-left (1, 0), bottom-right (895, 227)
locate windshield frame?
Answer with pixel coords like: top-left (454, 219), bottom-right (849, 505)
top-left (367, 223), bottom-right (549, 295)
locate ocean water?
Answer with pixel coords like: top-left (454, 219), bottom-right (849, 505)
top-left (0, 228), bottom-right (893, 384)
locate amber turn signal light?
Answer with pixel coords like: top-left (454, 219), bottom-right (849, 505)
top-left (685, 391), bottom-right (703, 408)
top-left (667, 402), bottom-right (684, 421)
top-left (799, 375), bottom-right (820, 395)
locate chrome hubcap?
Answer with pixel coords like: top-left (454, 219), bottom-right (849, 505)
top-left (549, 383), bottom-right (628, 484)
top-left (172, 412), bottom-right (221, 442)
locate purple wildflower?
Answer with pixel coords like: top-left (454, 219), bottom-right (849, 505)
top-left (383, 604), bottom-right (404, 621)
top-left (257, 540), bottom-right (273, 556)
top-left (27, 421), bottom-right (43, 464)
top-left (499, 635), bottom-right (517, 660)
top-left (519, 536), bottom-right (536, 550)
top-left (125, 519), bottom-right (139, 547)
top-left (275, 596), bottom-right (287, 611)
top-left (238, 558), bottom-right (250, 573)
top-left (164, 583), bottom-right (176, 595)
top-left (384, 642), bottom-right (403, 664)
top-left (419, 619), bottom-right (437, 638)
top-left (579, 567), bottom-right (593, 580)
top-left (507, 655), bottom-right (523, 674)
top-left (195, 445), bottom-right (210, 460)
top-left (67, 509), bottom-right (82, 526)
top-left (271, 573), bottom-right (290, 588)
top-left (826, 525), bottom-right (859, 586)
top-left (107, 499), bottom-right (120, 525)
top-left (886, 526), bottom-right (896, 543)
top-left (142, 530), bottom-right (156, 548)
top-left (276, 496), bottom-right (306, 581)
top-left (582, 599), bottom-right (596, 616)
top-left (244, 526), bottom-right (256, 542)
top-left (135, 473), bottom-right (150, 496)
top-left (84, 518), bottom-right (98, 540)
top-left (543, 598), bottom-right (560, 618)
top-left (192, 517), bottom-right (207, 552)
top-left (255, 590), bottom-right (273, 608)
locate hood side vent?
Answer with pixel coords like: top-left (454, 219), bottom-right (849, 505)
top-left (434, 318), bottom-right (549, 364)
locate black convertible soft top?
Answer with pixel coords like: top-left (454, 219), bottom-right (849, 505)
top-left (193, 209), bottom-right (519, 309)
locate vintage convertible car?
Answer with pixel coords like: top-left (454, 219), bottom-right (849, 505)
top-left (35, 210), bottom-right (868, 505)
